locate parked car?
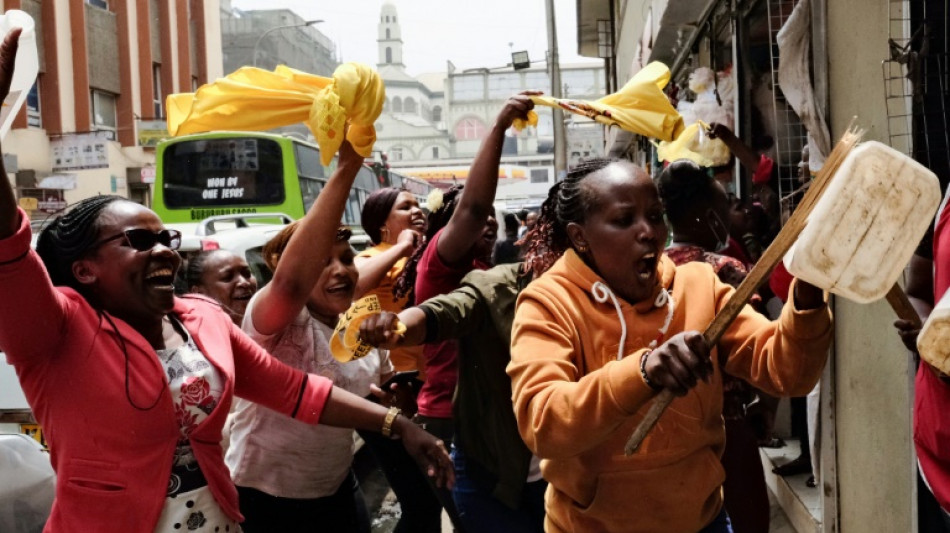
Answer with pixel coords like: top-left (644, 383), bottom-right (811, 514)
top-left (170, 212), bottom-right (372, 290)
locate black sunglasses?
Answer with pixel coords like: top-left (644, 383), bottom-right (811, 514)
top-left (93, 228), bottom-right (182, 252)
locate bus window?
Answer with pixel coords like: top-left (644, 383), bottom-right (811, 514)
top-left (294, 142), bottom-right (327, 180)
top-left (300, 177), bottom-right (325, 212)
top-left (345, 189), bottom-right (361, 226)
top-left (162, 138), bottom-right (285, 208)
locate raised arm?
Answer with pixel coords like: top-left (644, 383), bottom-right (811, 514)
top-left (437, 92), bottom-right (537, 264)
top-left (0, 29), bottom-right (22, 238)
top-left (707, 122), bottom-right (762, 175)
top-left (353, 229), bottom-right (419, 298)
top-left (250, 140), bottom-right (363, 335)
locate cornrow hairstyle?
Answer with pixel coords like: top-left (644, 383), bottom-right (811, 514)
top-left (522, 158), bottom-right (616, 278)
top-left (656, 159), bottom-right (718, 227)
top-left (35, 194), bottom-right (125, 292)
top-left (35, 194), bottom-right (166, 411)
top-left (361, 187), bottom-right (406, 245)
top-left (262, 220), bottom-right (353, 274)
top-left (392, 185), bottom-right (463, 303)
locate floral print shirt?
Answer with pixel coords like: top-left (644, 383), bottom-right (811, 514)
top-left (153, 317), bottom-right (237, 533)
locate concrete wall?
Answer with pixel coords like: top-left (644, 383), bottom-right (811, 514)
top-left (827, 0), bottom-right (916, 530)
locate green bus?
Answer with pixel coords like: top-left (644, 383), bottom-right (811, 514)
top-left (153, 131), bottom-right (396, 235)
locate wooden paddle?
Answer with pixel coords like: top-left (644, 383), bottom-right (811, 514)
top-left (624, 126), bottom-right (863, 455)
top-left (885, 282), bottom-right (922, 327)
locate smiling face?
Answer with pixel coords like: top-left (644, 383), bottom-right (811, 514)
top-left (307, 240), bottom-right (359, 325)
top-left (383, 192), bottom-right (426, 242)
top-left (74, 201), bottom-right (182, 323)
top-left (567, 162), bottom-right (668, 304)
top-left (191, 250), bottom-right (258, 324)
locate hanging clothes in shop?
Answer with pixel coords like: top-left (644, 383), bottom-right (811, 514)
top-left (776, 0), bottom-right (832, 171)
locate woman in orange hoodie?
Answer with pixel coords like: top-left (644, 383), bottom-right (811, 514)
top-left (507, 158), bottom-right (833, 533)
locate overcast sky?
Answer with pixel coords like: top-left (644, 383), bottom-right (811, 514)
top-left (230, 0), bottom-right (600, 76)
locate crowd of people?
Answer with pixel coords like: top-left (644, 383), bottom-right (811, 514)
top-left (18, 21), bottom-right (948, 532)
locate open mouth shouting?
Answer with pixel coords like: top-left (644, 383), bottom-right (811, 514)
top-left (636, 252), bottom-right (658, 281)
top-left (325, 280), bottom-right (355, 298)
top-left (144, 266), bottom-right (176, 291)
top-left (410, 216), bottom-right (427, 231)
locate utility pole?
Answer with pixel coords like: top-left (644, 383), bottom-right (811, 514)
top-left (544, 0), bottom-right (568, 180)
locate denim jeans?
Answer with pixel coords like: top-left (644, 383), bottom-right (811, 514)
top-left (698, 507), bottom-right (734, 533)
top-left (451, 445), bottom-right (546, 533)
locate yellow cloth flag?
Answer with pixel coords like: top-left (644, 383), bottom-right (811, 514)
top-left (512, 61), bottom-right (684, 142)
top-left (166, 63), bottom-right (385, 165)
top-left (654, 121), bottom-right (732, 167)
top-left (330, 295), bottom-right (407, 363)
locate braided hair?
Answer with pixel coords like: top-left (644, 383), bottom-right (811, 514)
top-left (392, 185), bottom-right (463, 302)
top-left (522, 158), bottom-right (616, 278)
top-left (35, 194), bottom-right (125, 293)
top-left (35, 194), bottom-right (168, 411)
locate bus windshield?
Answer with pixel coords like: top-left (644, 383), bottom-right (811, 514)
top-left (162, 137), bottom-right (286, 208)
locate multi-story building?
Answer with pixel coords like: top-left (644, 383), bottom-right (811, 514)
top-left (220, 3), bottom-right (338, 77)
top-left (2, 0), bottom-right (223, 221)
top-left (371, 1), bottom-right (606, 210)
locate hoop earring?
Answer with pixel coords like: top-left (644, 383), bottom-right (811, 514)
top-left (577, 245), bottom-right (588, 253)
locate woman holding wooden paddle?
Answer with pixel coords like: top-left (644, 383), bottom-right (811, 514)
top-left (506, 157), bottom-right (833, 533)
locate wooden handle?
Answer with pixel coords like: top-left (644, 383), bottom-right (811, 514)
top-left (623, 127), bottom-right (863, 456)
top-left (885, 282), bottom-right (922, 328)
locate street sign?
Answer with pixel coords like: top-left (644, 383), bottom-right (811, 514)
top-left (141, 166), bottom-right (156, 184)
top-left (18, 197), bottom-right (37, 210)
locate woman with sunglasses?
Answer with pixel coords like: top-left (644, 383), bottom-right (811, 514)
top-left (0, 29), bottom-right (451, 532)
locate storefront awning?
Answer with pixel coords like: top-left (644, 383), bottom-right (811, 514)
top-left (397, 165), bottom-right (528, 183)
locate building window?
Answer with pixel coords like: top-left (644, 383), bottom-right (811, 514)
top-left (392, 97), bottom-right (403, 113)
top-left (91, 90), bottom-right (117, 140)
top-left (454, 117), bottom-right (486, 141)
top-left (561, 69), bottom-right (598, 97)
top-left (390, 147), bottom-right (403, 161)
top-left (152, 63), bottom-right (163, 119)
top-left (432, 146), bottom-right (439, 158)
top-left (386, 47), bottom-right (392, 64)
top-left (488, 73), bottom-right (521, 99)
top-left (404, 97), bottom-right (417, 114)
top-left (86, 0), bottom-right (109, 9)
top-left (26, 81), bottom-right (40, 128)
top-left (432, 106), bottom-right (442, 122)
top-left (386, 28), bottom-right (391, 39)
top-left (530, 168), bottom-right (549, 183)
top-left (452, 75), bottom-right (484, 101)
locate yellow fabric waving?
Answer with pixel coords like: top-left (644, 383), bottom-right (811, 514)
top-left (654, 121), bottom-right (732, 167)
top-left (512, 62), bottom-right (684, 142)
top-left (166, 63), bottom-right (385, 165)
top-left (330, 295), bottom-right (407, 363)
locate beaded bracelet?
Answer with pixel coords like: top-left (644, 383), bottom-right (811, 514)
top-left (640, 350), bottom-right (662, 392)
